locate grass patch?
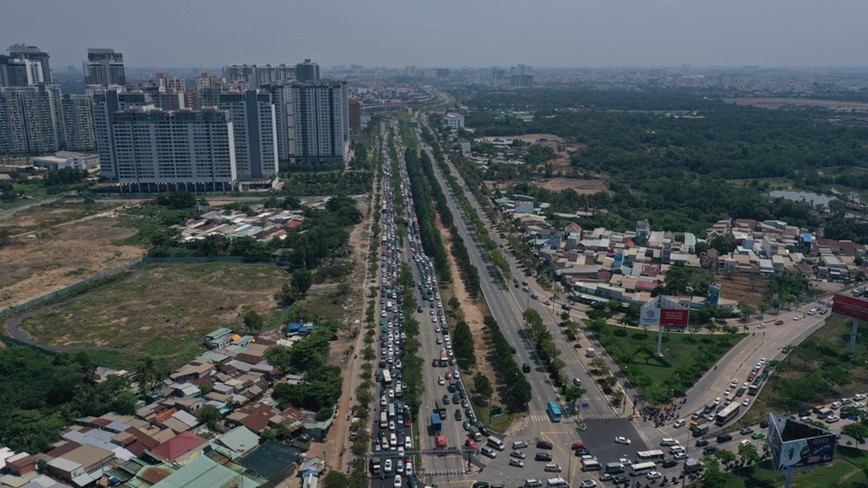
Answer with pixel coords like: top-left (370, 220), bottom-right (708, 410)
top-left (726, 446), bottom-right (868, 487)
top-left (17, 262), bottom-right (288, 358)
top-left (587, 320), bottom-right (746, 404)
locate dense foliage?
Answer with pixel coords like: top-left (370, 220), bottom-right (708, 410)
top-left (0, 346), bottom-right (135, 452)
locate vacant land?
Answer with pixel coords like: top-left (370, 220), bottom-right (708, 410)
top-left (533, 177), bottom-right (609, 194)
top-left (0, 202), bottom-right (146, 311)
top-left (726, 97), bottom-right (868, 112)
top-left (16, 262), bottom-right (288, 357)
top-left (587, 320), bottom-right (746, 404)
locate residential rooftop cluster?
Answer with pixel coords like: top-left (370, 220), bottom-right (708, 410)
top-left (0, 326), bottom-right (332, 488)
top-left (494, 195), bottom-right (867, 309)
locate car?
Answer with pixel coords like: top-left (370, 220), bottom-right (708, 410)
top-left (646, 471), bottom-right (662, 480)
top-left (673, 419), bottom-right (686, 428)
top-left (394, 475), bottom-right (402, 487)
top-left (536, 440), bottom-right (553, 449)
top-left (510, 450), bottom-right (526, 459)
top-left (534, 452), bottom-right (552, 462)
top-left (742, 398), bottom-right (751, 407)
top-left (695, 438), bottom-right (709, 447)
top-left (580, 481), bottom-right (598, 488)
top-left (775, 320), bottom-right (784, 325)
top-left (614, 436), bottom-right (631, 445)
top-left (509, 458), bottom-right (524, 468)
top-left (751, 432), bottom-right (765, 439)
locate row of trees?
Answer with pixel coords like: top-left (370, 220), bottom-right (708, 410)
top-left (482, 316), bottom-right (533, 411)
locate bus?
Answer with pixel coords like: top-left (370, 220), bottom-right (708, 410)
top-left (630, 461), bottom-right (657, 477)
top-left (546, 402), bottom-right (562, 422)
top-left (382, 369), bottom-right (392, 385)
top-left (635, 450), bottom-right (665, 463)
top-left (715, 403), bottom-right (740, 426)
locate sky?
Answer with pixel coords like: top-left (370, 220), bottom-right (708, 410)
top-left (4, 0), bottom-right (868, 70)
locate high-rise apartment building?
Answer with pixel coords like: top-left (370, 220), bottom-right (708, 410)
top-left (93, 89), bottom-right (149, 179)
top-left (261, 82), bottom-right (293, 163)
top-left (0, 55), bottom-right (45, 86)
top-left (111, 106), bottom-right (236, 190)
top-left (0, 84), bottom-right (63, 154)
top-left (290, 80), bottom-right (349, 167)
top-left (295, 59), bottom-right (319, 81)
top-left (217, 90), bottom-right (278, 180)
top-left (61, 94), bottom-right (95, 151)
top-left (348, 96), bottom-right (361, 132)
top-left (84, 49), bottom-right (126, 87)
top-left (7, 44), bottom-right (51, 83)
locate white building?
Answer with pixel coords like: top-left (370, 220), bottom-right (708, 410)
top-left (111, 106), bottom-right (236, 190)
top-left (290, 80), bottom-right (350, 167)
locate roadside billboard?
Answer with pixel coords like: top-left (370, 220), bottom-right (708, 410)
top-left (768, 414), bottom-right (836, 471)
top-left (660, 308), bottom-right (689, 327)
top-left (833, 294), bottom-right (868, 321)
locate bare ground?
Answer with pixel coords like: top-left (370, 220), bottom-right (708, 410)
top-left (0, 203), bottom-right (146, 311)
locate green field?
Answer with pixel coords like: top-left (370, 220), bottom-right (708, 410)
top-left (16, 262), bottom-right (289, 360)
top-left (587, 320), bottom-right (746, 404)
top-left (725, 446), bottom-right (868, 487)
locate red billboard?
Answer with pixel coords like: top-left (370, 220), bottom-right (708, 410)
top-left (833, 294), bottom-right (868, 321)
top-left (660, 308), bottom-right (689, 327)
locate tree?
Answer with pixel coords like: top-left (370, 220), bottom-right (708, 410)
top-left (474, 373), bottom-right (493, 399)
top-left (243, 309), bottom-right (264, 333)
top-left (292, 268), bottom-right (313, 296)
top-left (738, 442), bottom-right (761, 465)
top-left (843, 423), bottom-right (868, 443)
top-left (197, 404), bottom-right (221, 430)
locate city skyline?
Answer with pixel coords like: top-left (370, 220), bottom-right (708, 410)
top-left (4, 0), bottom-right (868, 70)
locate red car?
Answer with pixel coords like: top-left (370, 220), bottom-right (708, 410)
top-left (465, 438), bottom-right (477, 449)
top-left (571, 442), bottom-right (587, 450)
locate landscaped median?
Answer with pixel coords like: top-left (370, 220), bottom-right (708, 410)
top-left (584, 318), bottom-right (747, 404)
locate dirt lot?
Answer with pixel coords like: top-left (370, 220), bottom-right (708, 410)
top-left (533, 177), bottom-right (609, 194)
top-left (716, 273), bottom-right (770, 307)
top-left (0, 202), bottom-right (146, 311)
top-left (15, 262), bottom-right (287, 357)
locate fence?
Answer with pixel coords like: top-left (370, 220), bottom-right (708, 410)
top-left (0, 257), bottom-right (145, 320)
top-left (0, 255), bottom-right (291, 321)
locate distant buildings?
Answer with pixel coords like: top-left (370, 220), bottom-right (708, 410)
top-left (84, 48), bottom-right (126, 87)
top-left (290, 80), bottom-right (349, 167)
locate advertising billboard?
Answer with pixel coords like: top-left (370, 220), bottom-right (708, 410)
top-left (833, 294), bottom-right (868, 322)
top-left (768, 414), bottom-right (836, 471)
top-left (660, 308), bottom-right (690, 327)
top-left (640, 301), bottom-right (660, 327)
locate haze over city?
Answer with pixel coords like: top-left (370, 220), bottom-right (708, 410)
top-left (5, 0), bottom-right (868, 68)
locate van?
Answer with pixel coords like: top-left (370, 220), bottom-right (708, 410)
top-left (660, 438), bottom-right (678, 446)
top-left (487, 436), bottom-right (506, 451)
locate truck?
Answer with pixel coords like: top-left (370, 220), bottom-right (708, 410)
top-left (692, 423), bottom-right (710, 437)
top-left (431, 413), bottom-right (442, 432)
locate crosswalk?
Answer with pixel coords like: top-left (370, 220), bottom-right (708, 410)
top-left (528, 411), bottom-right (622, 422)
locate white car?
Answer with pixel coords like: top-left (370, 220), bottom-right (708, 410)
top-left (614, 436), bottom-right (631, 445)
top-left (646, 471), bottom-right (663, 480)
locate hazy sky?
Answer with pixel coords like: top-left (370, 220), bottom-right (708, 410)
top-left (5, 0), bottom-right (868, 69)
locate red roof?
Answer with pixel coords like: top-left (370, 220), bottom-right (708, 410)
top-left (151, 432), bottom-right (206, 462)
